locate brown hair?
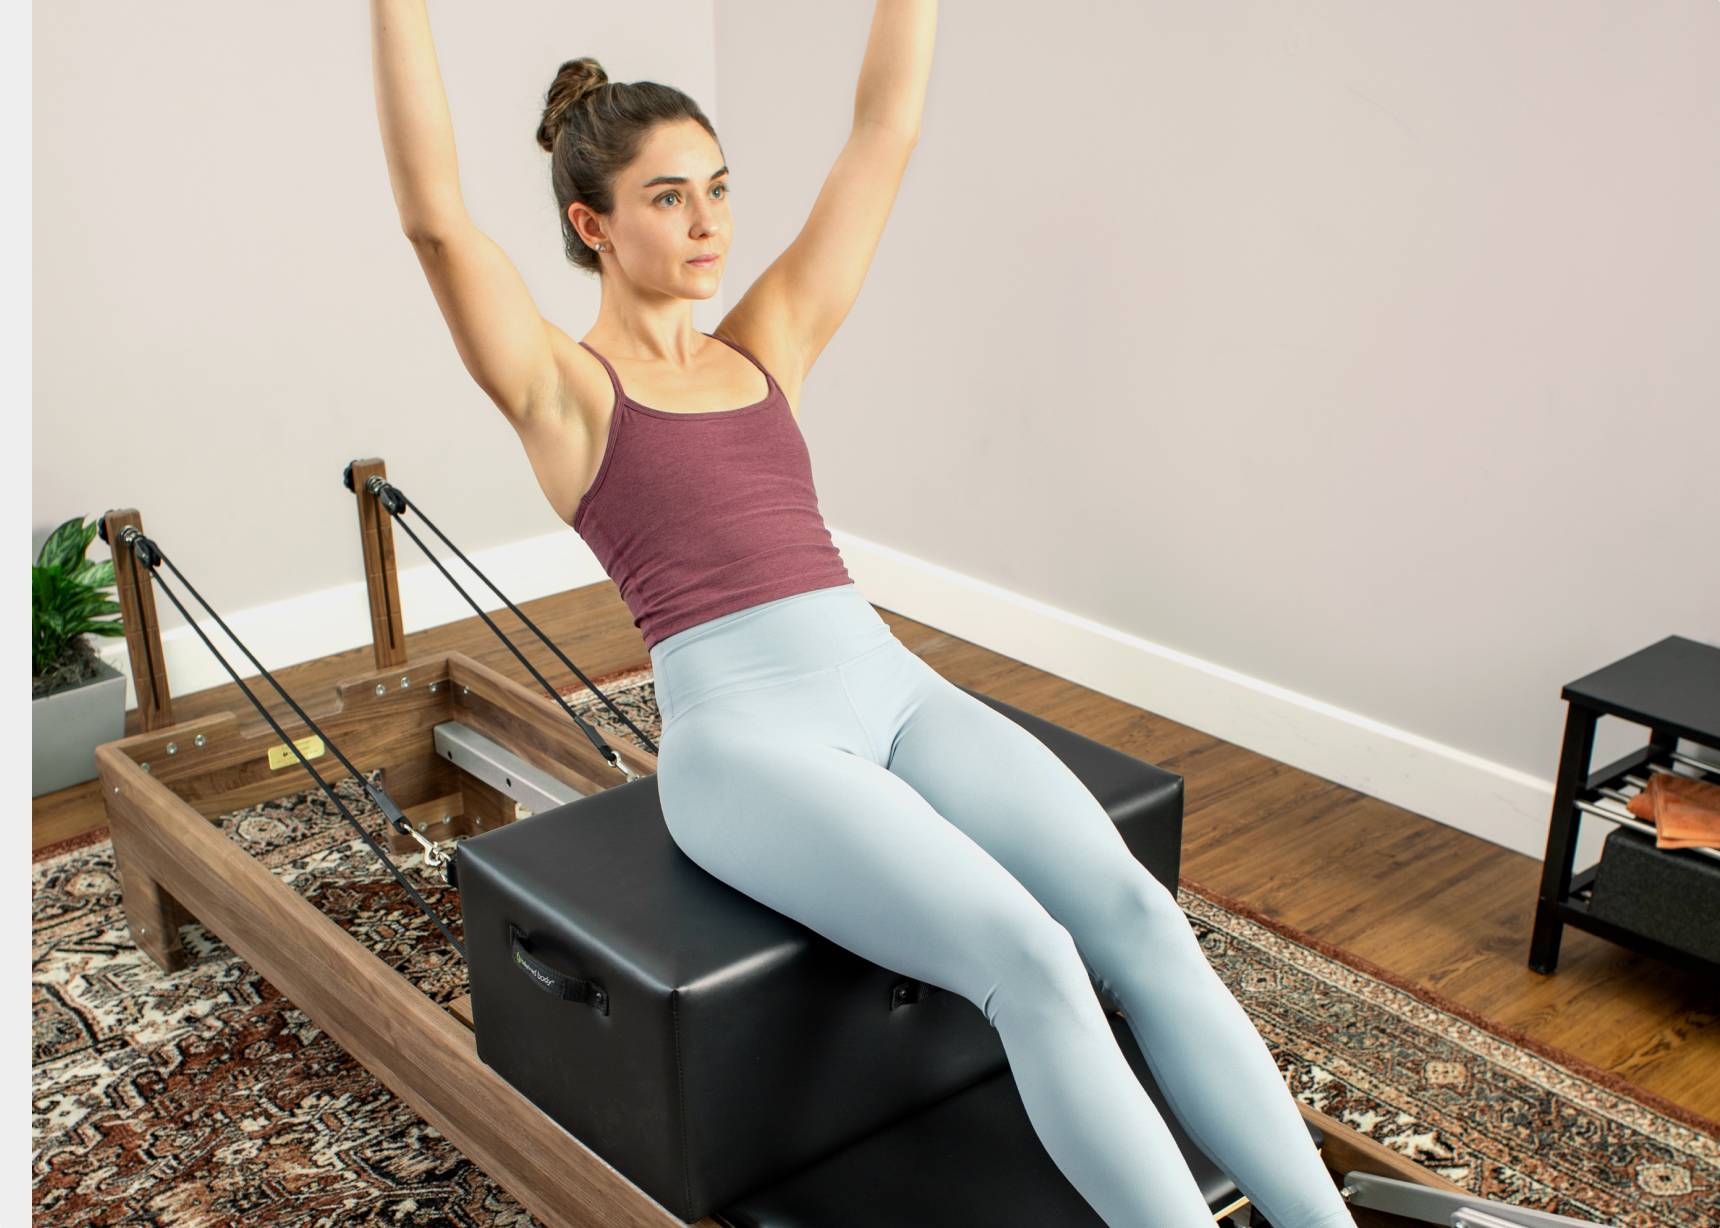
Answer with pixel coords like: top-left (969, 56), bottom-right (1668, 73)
top-left (536, 57), bottom-right (721, 277)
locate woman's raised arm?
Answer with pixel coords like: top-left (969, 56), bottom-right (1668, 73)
top-left (722, 0), bottom-right (934, 389)
top-left (370, 0), bottom-right (463, 236)
top-left (369, 0), bottom-right (563, 426)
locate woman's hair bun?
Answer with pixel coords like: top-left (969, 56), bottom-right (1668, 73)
top-left (536, 57), bottom-right (608, 152)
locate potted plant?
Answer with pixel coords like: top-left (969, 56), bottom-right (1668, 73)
top-left (33, 515), bottom-right (128, 797)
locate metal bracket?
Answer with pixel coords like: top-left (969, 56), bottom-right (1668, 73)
top-left (432, 720), bottom-right (584, 815)
top-left (1339, 1170), bottom-right (1611, 1228)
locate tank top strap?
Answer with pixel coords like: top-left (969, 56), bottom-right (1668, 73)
top-left (581, 333), bottom-right (779, 402)
top-left (704, 331), bottom-right (781, 396)
top-left (576, 339), bottom-right (626, 403)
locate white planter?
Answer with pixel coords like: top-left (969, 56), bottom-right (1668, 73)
top-left (33, 655), bottom-right (127, 798)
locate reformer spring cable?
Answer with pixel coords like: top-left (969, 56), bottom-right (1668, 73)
top-left (116, 527), bottom-right (467, 961)
top-left (347, 468), bottom-right (657, 769)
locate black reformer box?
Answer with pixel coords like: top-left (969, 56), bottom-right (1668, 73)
top-left (456, 686), bottom-right (1273, 1224)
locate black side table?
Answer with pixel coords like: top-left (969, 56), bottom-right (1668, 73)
top-left (1529, 634), bottom-right (1720, 976)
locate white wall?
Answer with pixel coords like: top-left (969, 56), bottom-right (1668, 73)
top-left (33, 2), bottom-right (1720, 869)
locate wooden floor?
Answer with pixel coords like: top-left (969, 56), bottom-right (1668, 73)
top-left (35, 581), bottom-right (1720, 1139)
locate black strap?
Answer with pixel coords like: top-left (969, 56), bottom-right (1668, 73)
top-left (510, 925), bottom-right (610, 1014)
top-left (119, 530), bottom-right (467, 962)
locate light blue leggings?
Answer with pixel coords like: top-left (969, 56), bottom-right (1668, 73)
top-left (650, 583), bottom-right (1356, 1228)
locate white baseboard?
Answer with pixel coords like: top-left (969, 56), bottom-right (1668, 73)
top-left (102, 523), bottom-right (1628, 869)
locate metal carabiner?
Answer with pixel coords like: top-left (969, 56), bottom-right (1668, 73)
top-left (404, 824), bottom-right (454, 869)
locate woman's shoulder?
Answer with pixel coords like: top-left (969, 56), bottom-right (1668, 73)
top-left (710, 316), bottom-right (804, 420)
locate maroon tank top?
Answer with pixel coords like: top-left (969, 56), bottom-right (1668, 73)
top-left (571, 331), bottom-right (853, 649)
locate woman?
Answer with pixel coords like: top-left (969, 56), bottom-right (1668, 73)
top-left (371, 4), bottom-right (1356, 1225)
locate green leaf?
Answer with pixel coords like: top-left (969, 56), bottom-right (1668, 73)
top-left (71, 558), bottom-right (116, 590)
top-left (37, 516), bottom-right (97, 572)
top-left (31, 518), bottom-right (122, 674)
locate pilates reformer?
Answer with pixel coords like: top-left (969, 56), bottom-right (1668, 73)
top-left (92, 456), bottom-right (1610, 1228)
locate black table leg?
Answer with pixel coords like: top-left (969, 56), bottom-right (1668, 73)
top-left (1529, 704), bottom-right (1598, 974)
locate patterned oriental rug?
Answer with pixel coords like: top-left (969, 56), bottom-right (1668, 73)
top-left (31, 668), bottom-right (1720, 1226)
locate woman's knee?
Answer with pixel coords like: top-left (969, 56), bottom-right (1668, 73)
top-left (1110, 869), bottom-right (1206, 966)
top-left (979, 911), bottom-right (1098, 1023)
top-left (1088, 863), bottom-right (1187, 933)
top-left (1068, 866), bottom-right (1200, 977)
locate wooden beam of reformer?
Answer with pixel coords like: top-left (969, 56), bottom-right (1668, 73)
top-left (102, 508), bottom-right (174, 731)
top-left (348, 457), bottom-right (409, 671)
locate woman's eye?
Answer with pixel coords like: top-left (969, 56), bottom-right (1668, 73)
top-left (657, 185), bottom-right (727, 207)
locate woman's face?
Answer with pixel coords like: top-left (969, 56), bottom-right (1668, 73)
top-left (578, 119), bottom-right (731, 299)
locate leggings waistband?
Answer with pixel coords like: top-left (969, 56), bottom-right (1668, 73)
top-left (648, 583), bottom-right (893, 726)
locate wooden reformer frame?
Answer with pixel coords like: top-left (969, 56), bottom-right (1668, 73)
top-left (95, 456), bottom-right (1464, 1227)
